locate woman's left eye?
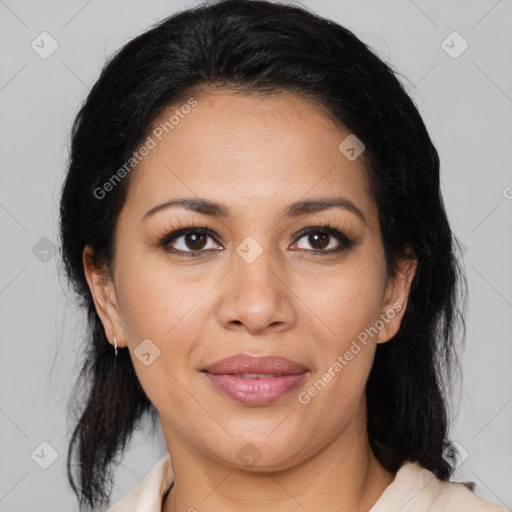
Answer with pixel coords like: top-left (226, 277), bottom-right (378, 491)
top-left (292, 227), bottom-right (355, 253)
top-left (158, 226), bottom-right (355, 255)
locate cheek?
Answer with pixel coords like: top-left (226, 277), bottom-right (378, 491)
top-left (112, 254), bottom-right (203, 396)
top-left (293, 252), bottom-right (386, 406)
top-left (298, 257), bottom-right (386, 350)
top-left (115, 253), bottom-right (198, 340)
top-left (113, 261), bottom-right (203, 413)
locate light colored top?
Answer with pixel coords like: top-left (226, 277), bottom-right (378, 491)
top-left (107, 454), bottom-right (509, 512)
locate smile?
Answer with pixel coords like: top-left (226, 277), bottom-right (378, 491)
top-left (202, 354), bottom-right (309, 406)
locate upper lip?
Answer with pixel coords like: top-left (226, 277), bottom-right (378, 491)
top-left (203, 354), bottom-right (309, 375)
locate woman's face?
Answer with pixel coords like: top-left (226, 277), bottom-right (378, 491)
top-left (85, 89), bottom-right (415, 471)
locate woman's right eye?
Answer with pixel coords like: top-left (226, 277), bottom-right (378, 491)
top-left (158, 228), bottom-right (223, 255)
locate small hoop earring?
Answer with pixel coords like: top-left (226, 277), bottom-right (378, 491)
top-left (113, 337), bottom-right (118, 357)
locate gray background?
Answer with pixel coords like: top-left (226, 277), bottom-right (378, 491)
top-left (0, 0), bottom-right (511, 510)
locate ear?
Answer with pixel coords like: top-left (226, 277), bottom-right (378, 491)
top-left (82, 245), bottom-right (128, 349)
top-left (377, 255), bottom-right (417, 345)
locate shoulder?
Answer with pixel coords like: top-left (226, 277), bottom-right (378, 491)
top-left (371, 461), bottom-right (508, 512)
top-left (107, 453), bottom-right (173, 512)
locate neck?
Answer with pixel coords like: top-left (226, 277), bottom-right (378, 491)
top-left (161, 416), bottom-right (395, 512)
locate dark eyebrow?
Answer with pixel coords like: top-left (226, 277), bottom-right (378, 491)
top-left (283, 197), bottom-right (366, 225)
top-left (142, 197), bottom-right (366, 225)
top-left (143, 198), bottom-right (230, 221)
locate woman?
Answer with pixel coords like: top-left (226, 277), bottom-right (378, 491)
top-left (59, 0), bottom-right (507, 510)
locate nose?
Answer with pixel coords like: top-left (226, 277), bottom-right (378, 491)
top-left (216, 240), bottom-right (297, 335)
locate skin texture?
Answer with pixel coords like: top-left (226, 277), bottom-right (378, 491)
top-left (83, 90), bottom-right (417, 511)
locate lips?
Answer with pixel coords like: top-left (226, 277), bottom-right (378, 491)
top-left (204, 354), bottom-right (309, 375)
top-left (202, 354), bottom-right (309, 406)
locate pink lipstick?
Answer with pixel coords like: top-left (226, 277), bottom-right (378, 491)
top-left (203, 354), bottom-right (309, 406)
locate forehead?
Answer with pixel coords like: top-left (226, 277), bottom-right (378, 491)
top-left (124, 90), bottom-right (376, 224)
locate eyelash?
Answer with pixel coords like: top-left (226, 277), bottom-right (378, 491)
top-left (155, 220), bottom-right (357, 257)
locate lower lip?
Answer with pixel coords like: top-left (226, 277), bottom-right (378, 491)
top-left (204, 372), bottom-right (308, 406)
